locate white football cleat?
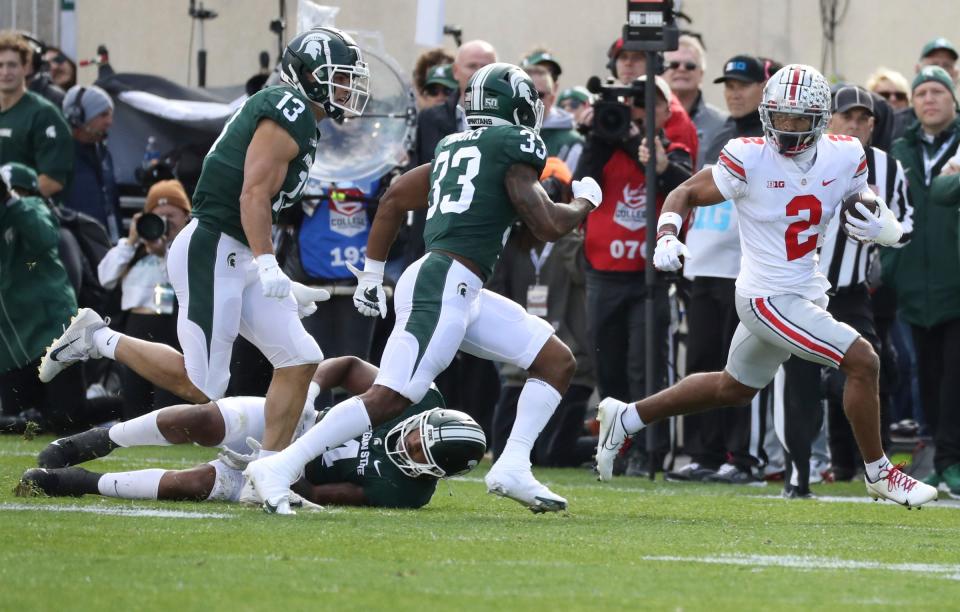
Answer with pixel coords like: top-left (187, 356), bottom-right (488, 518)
top-left (485, 466), bottom-right (567, 514)
top-left (38, 308), bottom-right (107, 383)
top-left (289, 491), bottom-right (324, 512)
top-left (243, 457), bottom-right (295, 516)
top-left (596, 397), bottom-right (630, 482)
top-left (865, 463), bottom-right (938, 509)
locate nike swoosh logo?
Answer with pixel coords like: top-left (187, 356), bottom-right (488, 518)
top-left (106, 337), bottom-right (114, 346)
top-left (822, 178), bottom-right (837, 186)
top-left (373, 460), bottom-right (382, 477)
top-left (49, 337), bottom-right (79, 362)
top-left (363, 287), bottom-right (378, 303)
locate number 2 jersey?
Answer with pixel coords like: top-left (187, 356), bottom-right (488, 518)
top-left (423, 125), bottom-right (547, 279)
top-left (192, 86), bottom-right (319, 245)
top-left (711, 135), bottom-right (868, 301)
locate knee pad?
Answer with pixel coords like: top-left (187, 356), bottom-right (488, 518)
top-left (207, 460), bottom-right (244, 502)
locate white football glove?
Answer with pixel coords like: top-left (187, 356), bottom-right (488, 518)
top-left (844, 198), bottom-right (902, 247)
top-left (572, 177), bottom-right (603, 209)
top-left (256, 254), bottom-right (292, 298)
top-left (346, 260), bottom-right (387, 318)
top-left (217, 437), bottom-right (262, 471)
top-left (290, 282), bottom-right (331, 319)
top-left (653, 234), bottom-right (691, 272)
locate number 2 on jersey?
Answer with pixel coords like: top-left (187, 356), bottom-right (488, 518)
top-left (427, 146), bottom-right (482, 219)
top-left (784, 195), bottom-right (822, 261)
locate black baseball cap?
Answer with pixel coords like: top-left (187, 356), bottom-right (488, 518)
top-left (714, 55), bottom-right (771, 84)
top-left (833, 85), bottom-right (875, 115)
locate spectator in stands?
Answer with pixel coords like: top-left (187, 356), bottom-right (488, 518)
top-left (42, 46), bottom-right (76, 91)
top-left (0, 31), bottom-right (73, 200)
top-left (411, 47), bottom-right (454, 111)
top-left (668, 55), bottom-right (779, 486)
top-left (520, 48), bottom-right (562, 83)
top-left (488, 158), bottom-right (594, 467)
top-left (575, 75), bottom-right (692, 475)
top-left (557, 87), bottom-right (592, 125)
top-left (61, 84), bottom-right (121, 241)
top-left (19, 33), bottom-right (65, 109)
top-left (884, 66), bottom-right (960, 496)
top-left (420, 64), bottom-right (457, 110)
top-left (917, 37), bottom-right (958, 84)
top-left (0, 163), bottom-right (120, 433)
top-left (867, 67), bottom-right (911, 112)
top-left (97, 180), bottom-right (190, 419)
top-left (663, 34), bottom-right (728, 169)
top-left (524, 62), bottom-right (583, 172)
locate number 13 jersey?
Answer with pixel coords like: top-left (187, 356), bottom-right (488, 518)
top-left (711, 135), bottom-right (867, 301)
top-left (423, 125), bottom-right (547, 279)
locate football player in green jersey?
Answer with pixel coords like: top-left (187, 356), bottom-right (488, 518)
top-left (20, 356), bottom-right (486, 511)
top-left (247, 63), bottom-right (604, 514)
top-left (38, 28), bottom-right (369, 462)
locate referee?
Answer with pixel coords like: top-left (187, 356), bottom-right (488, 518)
top-left (776, 86), bottom-right (914, 497)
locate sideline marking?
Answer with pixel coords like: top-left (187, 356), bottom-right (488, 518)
top-left (0, 502), bottom-right (235, 519)
top-left (643, 553), bottom-right (960, 581)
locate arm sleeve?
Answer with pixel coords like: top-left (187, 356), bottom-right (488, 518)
top-left (711, 139), bottom-right (750, 201)
top-left (97, 239), bottom-right (137, 289)
top-left (31, 106), bottom-right (73, 185)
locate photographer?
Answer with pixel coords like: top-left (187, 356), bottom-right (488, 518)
top-left (97, 180), bottom-right (190, 418)
top-left (574, 75), bottom-right (692, 475)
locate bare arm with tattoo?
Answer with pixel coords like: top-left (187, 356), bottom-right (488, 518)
top-left (505, 164), bottom-right (598, 242)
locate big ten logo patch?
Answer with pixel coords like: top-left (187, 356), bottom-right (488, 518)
top-left (613, 183), bottom-right (647, 231)
top-left (328, 190), bottom-right (369, 238)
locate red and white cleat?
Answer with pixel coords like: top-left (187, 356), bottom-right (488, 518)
top-left (865, 463), bottom-right (938, 509)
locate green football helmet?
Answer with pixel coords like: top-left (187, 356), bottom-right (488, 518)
top-left (463, 62), bottom-right (544, 133)
top-left (386, 408), bottom-right (487, 479)
top-left (0, 162), bottom-right (40, 196)
top-left (280, 26), bottom-right (370, 120)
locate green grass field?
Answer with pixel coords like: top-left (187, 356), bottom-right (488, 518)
top-left (1, 434), bottom-right (958, 611)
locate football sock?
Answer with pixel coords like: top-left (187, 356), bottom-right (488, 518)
top-left (621, 402), bottom-right (645, 433)
top-left (108, 411), bottom-right (173, 447)
top-left (267, 396), bottom-right (372, 483)
top-left (306, 381), bottom-right (322, 409)
top-left (498, 379), bottom-right (562, 468)
top-left (92, 327), bottom-right (122, 360)
top-left (864, 455), bottom-right (892, 482)
top-left (97, 469), bottom-right (165, 500)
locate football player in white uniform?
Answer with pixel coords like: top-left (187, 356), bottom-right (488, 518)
top-left (595, 64), bottom-right (937, 508)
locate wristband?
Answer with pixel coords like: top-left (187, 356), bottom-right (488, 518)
top-left (656, 229), bottom-right (676, 241)
top-left (256, 254), bottom-right (278, 268)
top-left (363, 258), bottom-right (386, 276)
top-left (657, 212), bottom-right (683, 233)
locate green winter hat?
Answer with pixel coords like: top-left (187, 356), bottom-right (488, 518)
top-left (920, 37), bottom-right (958, 60)
top-left (0, 162), bottom-right (40, 195)
top-left (912, 65), bottom-right (959, 108)
top-left (521, 51), bottom-right (562, 80)
top-left (557, 86), bottom-right (591, 104)
top-left (425, 64), bottom-right (458, 90)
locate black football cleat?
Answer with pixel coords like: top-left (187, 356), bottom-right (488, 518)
top-left (782, 483), bottom-right (816, 499)
top-left (16, 467), bottom-right (101, 497)
top-left (38, 427), bottom-right (118, 468)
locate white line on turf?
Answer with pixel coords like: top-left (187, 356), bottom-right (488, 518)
top-left (0, 502), bottom-right (235, 519)
top-left (642, 553), bottom-right (960, 581)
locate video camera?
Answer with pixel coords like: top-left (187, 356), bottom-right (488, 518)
top-left (584, 1), bottom-right (680, 143)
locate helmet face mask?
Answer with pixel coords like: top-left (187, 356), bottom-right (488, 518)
top-left (759, 64), bottom-right (831, 157)
top-left (280, 27), bottom-right (370, 120)
top-left (385, 408), bottom-right (487, 479)
top-left (464, 62), bottom-right (545, 133)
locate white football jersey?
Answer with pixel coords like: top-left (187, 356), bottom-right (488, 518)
top-left (711, 134), bottom-right (868, 300)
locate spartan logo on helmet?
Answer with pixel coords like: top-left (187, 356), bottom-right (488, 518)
top-left (759, 64), bottom-right (832, 157)
top-left (464, 62), bottom-right (545, 133)
top-left (280, 26), bottom-right (370, 120)
top-left (385, 408), bottom-right (487, 478)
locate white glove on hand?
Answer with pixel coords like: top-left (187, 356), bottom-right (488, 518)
top-left (653, 234), bottom-right (691, 272)
top-left (217, 437), bottom-right (263, 471)
top-left (346, 261), bottom-right (387, 318)
top-left (844, 198), bottom-right (902, 247)
top-left (291, 282), bottom-right (331, 319)
top-left (256, 254), bottom-right (292, 298)
top-left (572, 177), bottom-right (603, 209)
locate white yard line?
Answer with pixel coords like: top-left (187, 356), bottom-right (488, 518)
top-left (642, 553), bottom-right (960, 581)
top-left (0, 502), bottom-right (235, 519)
top-left (1, 450), bottom-right (205, 466)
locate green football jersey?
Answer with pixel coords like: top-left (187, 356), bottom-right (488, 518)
top-left (192, 86), bottom-right (319, 245)
top-left (423, 125), bottom-right (547, 279)
top-left (303, 387), bottom-right (446, 509)
top-left (0, 91), bottom-right (73, 189)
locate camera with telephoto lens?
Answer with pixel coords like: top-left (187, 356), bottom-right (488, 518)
top-left (136, 213), bottom-right (168, 241)
top-left (585, 77), bottom-right (649, 143)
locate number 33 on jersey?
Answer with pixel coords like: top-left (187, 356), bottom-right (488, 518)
top-left (423, 125), bottom-right (547, 279)
top-left (712, 133), bottom-right (868, 300)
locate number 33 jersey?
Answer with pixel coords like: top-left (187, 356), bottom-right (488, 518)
top-left (711, 135), bottom-right (868, 300)
top-left (192, 86), bottom-right (319, 246)
top-left (424, 125), bottom-right (547, 279)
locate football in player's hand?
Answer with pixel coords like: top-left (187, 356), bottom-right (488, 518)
top-left (840, 191), bottom-right (879, 238)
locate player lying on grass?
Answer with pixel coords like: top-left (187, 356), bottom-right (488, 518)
top-left (17, 357), bottom-right (486, 510)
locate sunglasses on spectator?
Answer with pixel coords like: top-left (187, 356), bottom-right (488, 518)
top-left (876, 90), bottom-right (907, 101)
top-left (560, 100), bottom-right (583, 111)
top-left (423, 84), bottom-right (454, 97)
top-left (666, 61), bottom-right (698, 71)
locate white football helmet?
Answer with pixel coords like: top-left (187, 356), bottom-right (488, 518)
top-left (759, 64), bottom-right (832, 157)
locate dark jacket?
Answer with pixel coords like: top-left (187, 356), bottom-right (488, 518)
top-left (883, 116), bottom-right (960, 328)
top-left (702, 110), bottom-right (764, 165)
top-left (687, 92), bottom-right (729, 170)
top-left (0, 195), bottom-right (77, 372)
top-left (573, 127), bottom-right (692, 194)
top-left (63, 140), bottom-right (120, 241)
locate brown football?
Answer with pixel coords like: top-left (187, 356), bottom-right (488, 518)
top-left (840, 190), bottom-right (879, 238)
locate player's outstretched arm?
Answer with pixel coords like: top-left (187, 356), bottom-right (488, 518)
top-left (365, 164), bottom-right (432, 262)
top-left (310, 356), bottom-right (379, 397)
top-left (657, 167), bottom-right (726, 235)
top-left (505, 163), bottom-right (598, 242)
top-left (291, 480), bottom-right (368, 506)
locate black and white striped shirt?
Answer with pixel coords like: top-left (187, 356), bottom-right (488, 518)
top-left (819, 146), bottom-right (914, 291)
